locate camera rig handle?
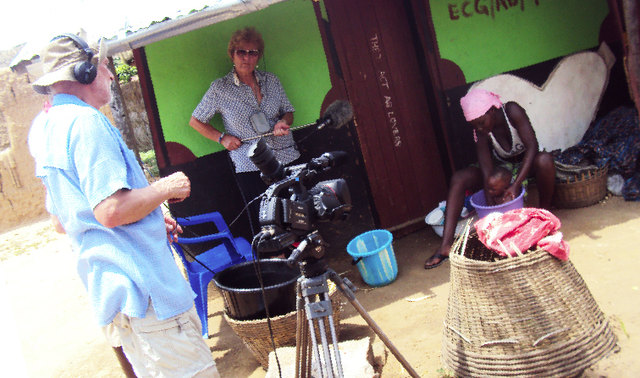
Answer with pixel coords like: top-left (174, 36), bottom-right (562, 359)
top-left (286, 231), bottom-right (327, 266)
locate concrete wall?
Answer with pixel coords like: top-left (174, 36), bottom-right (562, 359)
top-left (101, 77), bottom-right (153, 152)
top-left (0, 68), bottom-right (149, 230)
top-left (0, 68), bottom-right (48, 230)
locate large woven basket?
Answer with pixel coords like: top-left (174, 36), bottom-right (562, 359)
top-left (552, 164), bottom-right (608, 208)
top-left (225, 287), bottom-right (343, 369)
top-left (442, 234), bottom-right (617, 377)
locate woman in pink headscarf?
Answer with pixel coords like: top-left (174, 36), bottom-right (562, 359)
top-left (424, 89), bottom-right (556, 269)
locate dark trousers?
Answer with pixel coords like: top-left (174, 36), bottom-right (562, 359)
top-left (235, 171), bottom-right (268, 237)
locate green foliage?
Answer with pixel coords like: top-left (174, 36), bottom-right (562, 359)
top-left (140, 149), bottom-right (159, 178)
top-left (113, 57), bottom-right (138, 83)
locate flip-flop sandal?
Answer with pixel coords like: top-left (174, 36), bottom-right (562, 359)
top-left (424, 252), bottom-right (449, 269)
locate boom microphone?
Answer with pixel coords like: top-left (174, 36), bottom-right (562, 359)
top-left (316, 100), bottom-right (354, 130)
top-left (240, 100), bottom-right (354, 142)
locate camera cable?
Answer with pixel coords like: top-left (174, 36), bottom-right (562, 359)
top-left (147, 165), bottom-right (286, 378)
top-left (247, 52), bottom-right (283, 377)
top-left (251, 230), bottom-right (284, 378)
top-left (163, 210), bottom-right (285, 378)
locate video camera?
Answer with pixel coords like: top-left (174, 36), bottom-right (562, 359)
top-left (248, 138), bottom-right (352, 258)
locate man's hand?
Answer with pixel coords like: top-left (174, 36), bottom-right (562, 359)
top-left (164, 213), bottom-right (182, 242)
top-left (155, 172), bottom-right (191, 204)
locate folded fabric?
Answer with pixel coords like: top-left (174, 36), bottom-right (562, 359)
top-left (474, 208), bottom-right (569, 260)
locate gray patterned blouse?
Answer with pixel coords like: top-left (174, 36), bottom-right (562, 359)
top-left (192, 69), bottom-right (299, 173)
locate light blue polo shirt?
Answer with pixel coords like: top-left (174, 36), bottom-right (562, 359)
top-left (29, 94), bottom-right (195, 326)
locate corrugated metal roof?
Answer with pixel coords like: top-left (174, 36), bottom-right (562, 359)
top-left (107, 0), bottom-right (287, 55)
top-left (10, 0), bottom-right (287, 70)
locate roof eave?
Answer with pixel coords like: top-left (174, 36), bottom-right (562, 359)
top-left (106, 0), bottom-right (288, 55)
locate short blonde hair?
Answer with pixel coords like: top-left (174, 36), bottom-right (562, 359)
top-left (227, 27), bottom-right (264, 60)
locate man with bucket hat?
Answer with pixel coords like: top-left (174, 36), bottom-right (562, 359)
top-left (28, 34), bottom-right (220, 377)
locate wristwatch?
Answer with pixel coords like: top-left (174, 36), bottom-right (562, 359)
top-left (218, 132), bottom-right (226, 143)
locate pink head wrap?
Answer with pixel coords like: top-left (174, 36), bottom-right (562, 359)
top-left (460, 89), bottom-right (503, 122)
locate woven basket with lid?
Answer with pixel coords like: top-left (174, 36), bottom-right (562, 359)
top-left (442, 233), bottom-right (617, 377)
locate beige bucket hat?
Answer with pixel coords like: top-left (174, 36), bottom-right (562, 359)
top-left (32, 34), bottom-right (107, 95)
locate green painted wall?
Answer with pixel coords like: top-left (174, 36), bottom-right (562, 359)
top-left (145, 0), bottom-right (331, 158)
top-left (429, 0), bottom-right (609, 83)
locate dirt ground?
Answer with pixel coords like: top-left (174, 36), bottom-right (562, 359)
top-left (1, 195), bottom-right (639, 377)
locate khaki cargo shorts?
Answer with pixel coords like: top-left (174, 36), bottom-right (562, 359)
top-left (104, 303), bottom-right (220, 377)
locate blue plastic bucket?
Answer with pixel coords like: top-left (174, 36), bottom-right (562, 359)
top-left (346, 230), bottom-right (397, 287)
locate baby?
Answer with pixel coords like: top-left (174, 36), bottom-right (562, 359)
top-left (485, 166), bottom-right (513, 206)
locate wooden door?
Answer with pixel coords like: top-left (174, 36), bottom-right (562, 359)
top-left (322, 0), bottom-right (448, 228)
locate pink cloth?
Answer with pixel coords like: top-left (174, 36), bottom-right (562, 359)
top-left (460, 89), bottom-right (502, 121)
top-left (474, 208), bottom-right (570, 260)
top-left (538, 232), bottom-right (570, 261)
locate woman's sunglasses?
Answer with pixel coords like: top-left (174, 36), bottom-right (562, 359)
top-left (235, 49), bottom-right (260, 57)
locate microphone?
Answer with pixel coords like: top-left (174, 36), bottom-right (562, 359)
top-left (316, 100), bottom-right (354, 130)
top-left (240, 100), bottom-right (354, 142)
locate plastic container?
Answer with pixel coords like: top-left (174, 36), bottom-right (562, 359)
top-left (424, 206), bottom-right (477, 237)
top-left (470, 187), bottom-right (525, 219)
top-left (212, 259), bottom-right (300, 320)
top-left (346, 230), bottom-right (398, 287)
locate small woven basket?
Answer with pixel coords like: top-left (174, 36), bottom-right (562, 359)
top-left (442, 233), bottom-right (617, 377)
top-left (552, 164), bottom-right (608, 208)
top-left (225, 286), bottom-right (343, 369)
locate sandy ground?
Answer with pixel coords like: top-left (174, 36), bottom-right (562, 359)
top-left (1, 195), bottom-right (639, 377)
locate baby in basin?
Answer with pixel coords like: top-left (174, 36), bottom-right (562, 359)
top-left (485, 166), bottom-right (514, 206)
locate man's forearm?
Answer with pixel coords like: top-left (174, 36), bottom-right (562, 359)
top-left (93, 172), bottom-right (190, 228)
top-left (93, 186), bottom-right (168, 228)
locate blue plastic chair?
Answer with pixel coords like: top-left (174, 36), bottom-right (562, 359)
top-left (170, 211), bottom-right (254, 338)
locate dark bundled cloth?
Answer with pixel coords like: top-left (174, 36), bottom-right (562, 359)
top-left (623, 173), bottom-right (640, 200)
top-left (555, 107), bottom-right (640, 201)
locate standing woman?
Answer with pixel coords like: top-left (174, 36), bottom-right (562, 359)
top-left (424, 89), bottom-right (556, 269)
top-left (189, 27), bottom-right (299, 237)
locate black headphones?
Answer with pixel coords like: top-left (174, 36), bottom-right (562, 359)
top-left (52, 33), bottom-right (98, 85)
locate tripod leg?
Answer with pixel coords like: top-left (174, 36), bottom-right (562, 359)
top-left (314, 316), bottom-right (336, 378)
top-left (298, 274), bottom-right (350, 378)
top-left (295, 292), bottom-right (306, 378)
top-left (305, 332), bottom-right (313, 377)
top-left (320, 292), bottom-right (344, 378)
top-left (328, 272), bottom-right (420, 378)
top-left (328, 317), bottom-right (343, 377)
top-left (305, 296), bottom-right (329, 378)
top-left (296, 281), bottom-right (319, 378)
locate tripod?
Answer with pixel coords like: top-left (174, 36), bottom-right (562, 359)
top-left (288, 233), bottom-right (419, 378)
